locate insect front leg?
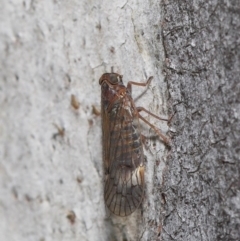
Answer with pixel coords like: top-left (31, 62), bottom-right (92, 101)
top-left (127, 76), bottom-right (153, 93)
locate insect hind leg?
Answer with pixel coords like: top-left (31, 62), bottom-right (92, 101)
top-left (138, 112), bottom-right (170, 146)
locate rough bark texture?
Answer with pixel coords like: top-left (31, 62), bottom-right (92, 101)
top-left (0, 0), bottom-right (239, 241)
top-left (161, 1), bottom-right (240, 240)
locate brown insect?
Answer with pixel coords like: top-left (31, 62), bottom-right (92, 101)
top-left (99, 69), bottom-right (169, 216)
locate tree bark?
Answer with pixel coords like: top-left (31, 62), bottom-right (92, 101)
top-left (0, 0), bottom-right (239, 241)
top-left (160, 1), bottom-right (240, 240)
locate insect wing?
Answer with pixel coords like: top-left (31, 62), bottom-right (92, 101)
top-left (102, 94), bottom-right (145, 216)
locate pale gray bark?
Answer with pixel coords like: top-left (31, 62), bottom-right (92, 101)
top-left (0, 0), bottom-right (239, 241)
top-left (0, 1), bottom-right (167, 241)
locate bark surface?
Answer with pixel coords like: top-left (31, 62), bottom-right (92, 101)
top-left (161, 1), bottom-right (240, 240)
top-left (0, 1), bottom-right (239, 241)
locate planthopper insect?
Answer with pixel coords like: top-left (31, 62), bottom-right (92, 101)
top-left (99, 68), bottom-right (169, 216)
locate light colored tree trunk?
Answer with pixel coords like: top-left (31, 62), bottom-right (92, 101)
top-left (0, 0), bottom-right (239, 241)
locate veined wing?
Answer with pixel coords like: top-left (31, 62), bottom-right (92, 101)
top-left (103, 97), bottom-right (145, 216)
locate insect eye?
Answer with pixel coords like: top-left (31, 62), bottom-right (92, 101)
top-left (109, 75), bottom-right (118, 84)
top-left (109, 74), bottom-right (122, 84)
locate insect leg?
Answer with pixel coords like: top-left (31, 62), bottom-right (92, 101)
top-left (137, 107), bottom-right (169, 122)
top-left (138, 107), bottom-right (176, 125)
top-left (137, 113), bottom-right (170, 146)
top-left (127, 76), bottom-right (153, 93)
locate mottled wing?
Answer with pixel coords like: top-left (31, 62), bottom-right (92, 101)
top-left (103, 96), bottom-right (145, 216)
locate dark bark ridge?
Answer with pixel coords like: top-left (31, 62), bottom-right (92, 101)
top-left (161, 1), bottom-right (240, 240)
